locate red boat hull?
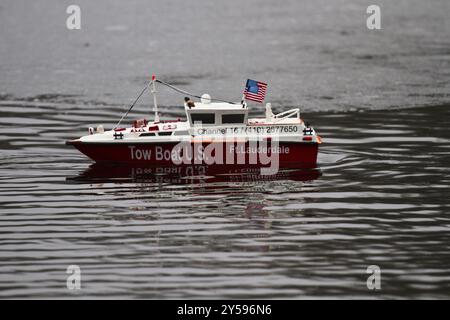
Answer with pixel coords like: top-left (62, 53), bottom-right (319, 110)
top-left (67, 141), bottom-right (319, 168)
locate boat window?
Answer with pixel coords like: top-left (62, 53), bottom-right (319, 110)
top-left (222, 114), bottom-right (245, 124)
top-left (158, 132), bottom-right (173, 136)
top-left (139, 132), bottom-right (156, 137)
top-left (191, 113), bottom-right (215, 124)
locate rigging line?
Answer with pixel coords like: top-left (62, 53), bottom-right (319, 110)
top-left (114, 78), bottom-right (240, 129)
top-left (114, 80), bottom-right (152, 129)
top-left (155, 79), bottom-right (238, 105)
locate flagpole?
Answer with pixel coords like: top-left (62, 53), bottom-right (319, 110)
top-left (242, 79), bottom-right (248, 108)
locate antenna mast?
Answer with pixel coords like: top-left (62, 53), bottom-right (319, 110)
top-left (151, 74), bottom-right (160, 122)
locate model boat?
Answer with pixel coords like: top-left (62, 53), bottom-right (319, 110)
top-left (66, 77), bottom-right (321, 171)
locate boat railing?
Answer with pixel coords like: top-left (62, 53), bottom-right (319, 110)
top-left (273, 108), bottom-right (300, 122)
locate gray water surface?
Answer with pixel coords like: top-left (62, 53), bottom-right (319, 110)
top-left (1, 0), bottom-right (450, 299)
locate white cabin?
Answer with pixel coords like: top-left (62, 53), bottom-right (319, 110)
top-left (186, 103), bottom-right (248, 127)
top-left (184, 94), bottom-right (301, 127)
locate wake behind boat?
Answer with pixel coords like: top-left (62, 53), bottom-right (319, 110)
top-left (66, 77), bottom-right (321, 171)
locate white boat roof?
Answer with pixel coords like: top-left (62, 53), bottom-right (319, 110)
top-left (186, 102), bottom-right (245, 110)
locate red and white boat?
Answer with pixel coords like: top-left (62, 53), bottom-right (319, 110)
top-left (66, 78), bottom-right (321, 171)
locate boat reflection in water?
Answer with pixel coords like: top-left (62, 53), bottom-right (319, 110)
top-left (67, 163), bottom-right (321, 253)
top-left (68, 163), bottom-right (322, 185)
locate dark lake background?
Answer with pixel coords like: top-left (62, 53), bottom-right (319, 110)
top-left (1, 0), bottom-right (449, 298)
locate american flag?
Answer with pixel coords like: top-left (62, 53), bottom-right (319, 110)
top-left (243, 79), bottom-right (267, 103)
